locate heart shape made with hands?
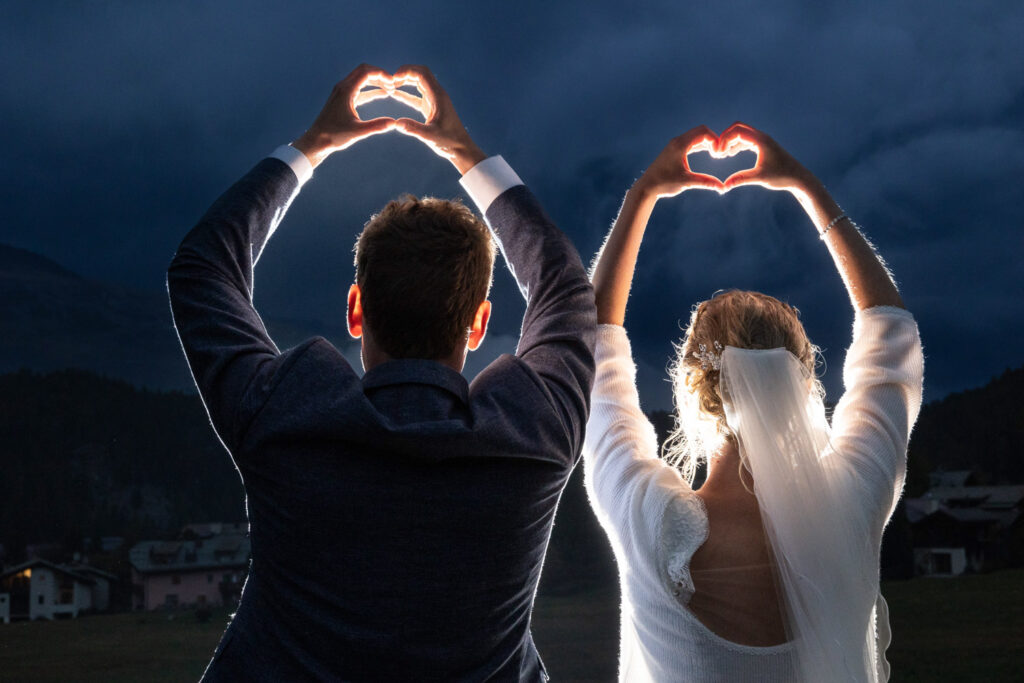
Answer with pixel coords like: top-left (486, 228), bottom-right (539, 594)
top-left (352, 72), bottom-right (431, 123)
top-left (684, 132), bottom-right (760, 187)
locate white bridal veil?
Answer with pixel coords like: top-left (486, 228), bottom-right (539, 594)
top-left (719, 346), bottom-right (890, 683)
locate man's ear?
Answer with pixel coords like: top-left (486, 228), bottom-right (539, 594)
top-left (467, 300), bottom-right (491, 351)
top-left (347, 284), bottom-right (363, 339)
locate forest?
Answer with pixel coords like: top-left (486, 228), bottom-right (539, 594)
top-left (1, 362), bottom-right (1021, 572)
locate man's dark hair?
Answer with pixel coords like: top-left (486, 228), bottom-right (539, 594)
top-left (355, 195), bottom-right (496, 360)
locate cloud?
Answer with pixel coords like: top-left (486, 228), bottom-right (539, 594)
top-left (1, 1), bottom-right (1021, 407)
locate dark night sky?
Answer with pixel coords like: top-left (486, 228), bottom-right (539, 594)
top-left (2, 1), bottom-right (1022, 409)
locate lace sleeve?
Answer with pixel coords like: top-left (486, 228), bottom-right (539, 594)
top-left (659, 491), bottom-right (709, 604)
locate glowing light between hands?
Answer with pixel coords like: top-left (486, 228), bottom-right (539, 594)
top-left (352, 72), bottom-right (431, 123)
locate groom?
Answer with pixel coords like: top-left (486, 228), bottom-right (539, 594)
top-left (167, 64), bottom-right (595, 681)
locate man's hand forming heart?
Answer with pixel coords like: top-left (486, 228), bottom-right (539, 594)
top-left (389, 65), bottom-right (487, 175)
top-left (291, 64), bottom-right (486, 174)
top-left (291, 64), bottom-right (401, 169)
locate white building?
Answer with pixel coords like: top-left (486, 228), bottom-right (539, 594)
top-left (0, 559), bottom-right (115, 621)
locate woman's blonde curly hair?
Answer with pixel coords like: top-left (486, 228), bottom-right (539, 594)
top-left (663, 290), bottom-right (823, 484)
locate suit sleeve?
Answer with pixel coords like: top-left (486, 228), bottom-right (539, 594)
top-left (167, 157), bottom-right (301, 451)
top-left (483, 182), bottom-right (597, 462)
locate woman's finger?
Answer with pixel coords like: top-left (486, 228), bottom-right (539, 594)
top-left (685, 171), bottom-right (726, 192)
top-left (722, 168), bottom-right (765, 190)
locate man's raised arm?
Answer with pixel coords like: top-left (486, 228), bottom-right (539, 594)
top-left (394, 65), bottom-right (597, 459)
top-left (167, 65), bottom-right (395, 450)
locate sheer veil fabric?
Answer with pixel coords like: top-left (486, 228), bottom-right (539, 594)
top-left (719, 346), bottom-right (890, 683)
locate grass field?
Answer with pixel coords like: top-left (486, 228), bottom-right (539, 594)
top-left (1, 569), bottom-right (1021, 681)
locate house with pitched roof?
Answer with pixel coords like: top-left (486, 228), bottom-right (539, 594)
top-left (0, 559), bottom-right (116, 621)
top-left (129, 524), bottom-right (250, 610)
top-left (907, 478), bottom-right (1024, 576)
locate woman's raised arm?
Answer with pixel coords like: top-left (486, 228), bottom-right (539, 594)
top-left (590, 126), bottom-right (723, 325)
top-left (718, 122), bottom-right (904, 311)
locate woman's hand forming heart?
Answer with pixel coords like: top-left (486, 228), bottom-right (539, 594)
top-left (634, 126), bottom-right (725, 199)
top-left (717, 122), bottom-right (814, 194)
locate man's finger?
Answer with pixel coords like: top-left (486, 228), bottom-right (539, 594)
top-left (394, 117), bottom-right (433, 140)
top-left (394, 65), bottom-right (438, 89)
top-left (362, 73), bottom-right (395, 91)
top-left (356, 116), bottom-right (397, 136)
top-left (393, 65), bottom-right (441, 109)
top-left (353, 87), bottom-right (392, 109)
top-left (347, 63), bottom-right (390, 83)
top-left (389, 89), bottom-right (430, 118)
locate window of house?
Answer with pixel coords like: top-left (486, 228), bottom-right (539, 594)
top-left (59, 577), bottom-right (75, 604)
top-left (38, 595), bottom-right (44, 605)
top-left (207, 574), bottom-right (213, 583)
top-left (172, 575), bottom-right (181, 585)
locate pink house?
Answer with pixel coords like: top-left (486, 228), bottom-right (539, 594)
top-left (129, 524), bottom-right (250, 610)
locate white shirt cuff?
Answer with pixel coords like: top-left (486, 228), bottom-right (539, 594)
top-left (270, 144), bottom-right (314, 187)
top-left (459, 155), bottom-right (523, 213)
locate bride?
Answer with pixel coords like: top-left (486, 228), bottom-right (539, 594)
top-left (584, 122), bottom-right (924, 682)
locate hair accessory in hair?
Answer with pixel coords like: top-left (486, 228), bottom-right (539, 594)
top-left (694, 341), bottom-right (724, 371)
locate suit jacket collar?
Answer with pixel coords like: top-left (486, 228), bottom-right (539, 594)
top-left (361, 358), bottom-right (469, 404)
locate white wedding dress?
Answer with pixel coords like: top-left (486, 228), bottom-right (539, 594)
top-left (583, 306), bottom-right (924, 682)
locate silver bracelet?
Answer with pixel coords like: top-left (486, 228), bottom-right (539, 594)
top-left (820, 212), bottom-right (849, 240)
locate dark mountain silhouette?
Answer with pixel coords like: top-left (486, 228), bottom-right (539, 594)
top-left (5, 362), bottom-right (1017, 581)
top-left (0, 368), bottom-right (244, 561)
top-left (905, 364), bottom-right (1024, 493)
top-left (0, 243), bottom-right (191, 389)
top-left (3, 241), bottom-right (1020, 587)
top-left (0, 243), bottom-right (351, 391)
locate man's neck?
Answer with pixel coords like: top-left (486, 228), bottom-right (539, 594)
top-left (361, 339), bottom-right (467, 374)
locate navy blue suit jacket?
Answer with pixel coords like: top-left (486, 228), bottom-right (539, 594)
top-left (168, 157), bottom-right (596, 681)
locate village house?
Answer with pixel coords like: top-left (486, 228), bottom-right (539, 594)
top-left (906, 471), bottom-right (1024, 576)
top-left (0, 558), bottom-right (116, 621)
top-left (130, 523), bottom-right (250, 610)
